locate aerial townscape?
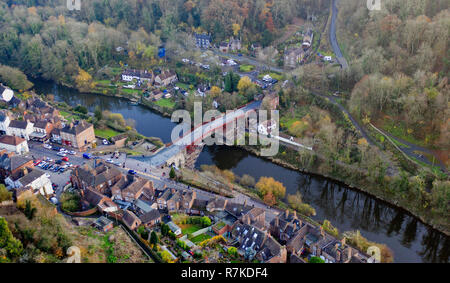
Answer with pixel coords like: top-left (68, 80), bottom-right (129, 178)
top-left (0, 0), bottom-right (448, 266)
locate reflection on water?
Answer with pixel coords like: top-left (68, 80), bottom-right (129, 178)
top-left (32, 81), bottom-right (449, 263)
top-left (32, 80), bottom-right (177, 143)
top-left (196, 146), bottom-right (449, 263)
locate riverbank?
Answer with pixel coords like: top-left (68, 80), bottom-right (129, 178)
top-left (240, 145), bottom-right (450, 236)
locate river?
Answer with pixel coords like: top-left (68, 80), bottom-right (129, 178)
top-left (32, 80), bottom-right (449, 263)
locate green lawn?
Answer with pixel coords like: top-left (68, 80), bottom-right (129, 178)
top-left (95, 80), bottom-right (112, 86)
top-left (258, 72), bottom-right (284, 81)
top-left (180, 224), bottom-right (203, 235)
top-left (239, 64), bottom-right (255, 72)
top-left (191, 233), bottom-right (211, 244)
top-left (155, 98), bottom-right (176, 109)
top-left (382, 119), bottom-right (426, 147)
top-left (95, 128), bottom-right (120, 139)
top-left (176, 82), bottom-right (191, 90)
top-left (121, 88), bottom-right (141, 95)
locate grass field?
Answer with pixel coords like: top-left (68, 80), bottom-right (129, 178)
top-left (239, 64), bottom-right (255, 72)
top-left (95, 128), bottom-right (120, 139)
top-left (191, 233), bottom-right (212, 244)
top-left (155, 98), bottom-right (176, 109)
top-left (382, 119), bottom-right (426, 147)
top-left (179, 224), bottom-right (203, 235)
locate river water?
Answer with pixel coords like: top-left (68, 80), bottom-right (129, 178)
top-left (33, 80), bottom-right (449, 263)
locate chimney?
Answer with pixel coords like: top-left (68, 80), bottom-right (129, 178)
top-left (22, 167), bottom-right (29, 176)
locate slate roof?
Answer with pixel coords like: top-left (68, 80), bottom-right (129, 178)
top-left (34, 120), bottom-right (50, 129)
top-left (123, 210), bottom-right (141, 228)
top-left (17, 169), bottom-right (45, 187)
top-left (9, 120), bottom-right (30, 129)
top-left (61, 120), bottom-right (92, 135)
top-left (0, 154), bottom-right (32, 171)
top-left (139, 209), bottom-right (161, 224)
top-left (74, 163), bottom-right (121, 188)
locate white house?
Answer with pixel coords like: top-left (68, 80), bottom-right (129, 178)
top-left (5, 168), bottom-right (53, 196)
top-left (0, 84), bottom-right (14, 102)
top-left (0, 135), bottom-right (29, 154)
top-left (0, 113), bottom-right (10, 134)
top-left (7, 120), bottom-right (34, 140)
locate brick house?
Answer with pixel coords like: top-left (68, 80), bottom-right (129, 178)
top-left (71, 162), bottom-right (122, 195)
top-left (139, 209), bottom-right (161, 228)
top-left (0, 150), bottom-right (33, 182)
top-left (111, 175), bottom-right (153, 203)
top-left (30, 120), bottom-right (54, 142)
top-left (60, 120), bottom-right (96, 150)
top-left (123, 210), bottom-right (142, 230)
top-left (154, 70), bottom-right (178, 87)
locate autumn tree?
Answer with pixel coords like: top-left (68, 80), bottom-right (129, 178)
top-left (256, 176), bottom-right (286, 200)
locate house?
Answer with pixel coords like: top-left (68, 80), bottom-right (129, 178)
top-left (82, 188), bottom-right (118, 213)
top-left (111, 175), bottom-right (153, 203)
top-left (0, 151), bottom-right (33, 181)
top-left (60, 120), bottom-right (96, 150)
top-left (229, 37), bottom-right (241, 51)
top-left (154, 70), bottom-right (178, 87)
top-left (0, 135), bottom-right (29, 154)
top-left (139, 209), bottom-right (161, 228)
top-left (256, 234), bottom-right (287, 263)
top-left (7, 120), bottom-right (34, 140)
top-left (270, 210), bottom-right (303, 244)
top-left (71, 161), bottom-right (122, 195)
top-left (110, 133), bottom-right (128, 148)
top-left (0, 112), bottom-right (11, 134)
top-left (51, 128), bottom-right (61, 144)
top-left (0, 84), bottom-right (13, 102)
top-left (286, 224), bottom-right (332, 261)
top-left (134, 199), bottom-right (155, 215)
top-left (206, 197), bottom-right (228, 212)
top-left (240, 207), bottom-right (266, 230)
top-left (94, 216), bottom-right (114, 232)
top-left (219, 42), bottom-right (229, 53)
top-left (194, 33), bottom-right (212, 49)
top-left (121, 69), bottom-right (154, 82)
top-left (251, 43), bottom-right (262, 56)
top-left (5, 167), bottom-right (53, 197)
top-left (302, 29), bottom-right (314, 49)
top-left (30, 120), bottom-right (53, 142)
top-left (151, 89), bottom-right (164, 101)
top-left (284, 48), bottom-right (305, 68)
top-left (156, 188), bottom-right (195, 213)
top-left (123, 210), bottom-right (142, 230)
top-left (167, 221), bottom-right (182, 236)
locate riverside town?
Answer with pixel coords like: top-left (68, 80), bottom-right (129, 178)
top-left (0, 0), bottom-right (448, 271)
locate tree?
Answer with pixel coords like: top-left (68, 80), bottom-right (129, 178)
top-left (309, 256), bottom-right (325, 263)
top-left (232, 23), bottom-right (241, 36)
top-left (161, 223), bottom-right (169, 236)
top-left (256, 176), bottom-right (286, 200)
top-left (0, 184), bottom-right (12, 202)
top-left (210, 86), bottom-right (222, 97)
top-left (24, 200), bottom-right (37, 220)
top-left (0, 217), bottom-right (23, 260)
top-left (0, 64), bottom-right (33, 91)
top-left (201, 216), bottom-right (211, 227)
top-left (150, 231), bottom-right (159, 246)
top-left (169, 167), bottom-right (176, 179)
top-left (75, 68), bottom-right (94, 92)
top-left (239, 174), bottom-right (255, 187)
top-left (94, 106), bottom-right (103, 121)
top-left (237, 76), bottom-right (255, 95)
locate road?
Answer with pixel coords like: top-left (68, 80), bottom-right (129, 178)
top-left (330, 0), bottom-right (348, 69)
top-left (211, 49), bottom-right (284, 73)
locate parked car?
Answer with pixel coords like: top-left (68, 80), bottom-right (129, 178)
top-left (33, 160), bottom-right (41, 166)
top-left (68, 150), bottom-right (76, 155)
top-left (83, 153), bottom-right (92, 159)
top-left (43, 144), bottom-right (52, 149)
top-left (57, 152), bottom-right (67, 157)
top-left (128, 170), bottom-right (137, 175)
top-left (106, 159), bottom-right (114, 164)
top-left (52, 146), bottom-right (60, 151)
top-left (102, 139), bottom-right (109, 145)
top-left (62, 157), bottom-right (69, 162)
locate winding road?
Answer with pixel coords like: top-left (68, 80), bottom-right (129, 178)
top-left (330, 0), bottom-right (349, 69)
